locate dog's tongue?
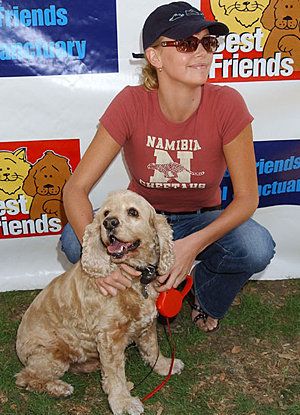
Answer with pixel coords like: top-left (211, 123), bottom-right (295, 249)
top-left (107, 240), bottom-right (131, 255)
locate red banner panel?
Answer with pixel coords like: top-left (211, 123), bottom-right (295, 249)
top-left (0, 139), bottom-right (80, 239)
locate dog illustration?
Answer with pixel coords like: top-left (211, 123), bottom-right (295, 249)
top-left (22, 150), bottom-right (72, 226)
top-left (0, 148), bottom-right (32, 211)
top-left (210, 0), bottom-right (270, 45)
top-left (16, 190), bottom-right (183, 415)
top-left (261, 0), bottom-right (300, 70)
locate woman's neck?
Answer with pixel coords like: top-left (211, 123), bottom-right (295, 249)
top-left (157, 83), bottom-right (203, 123)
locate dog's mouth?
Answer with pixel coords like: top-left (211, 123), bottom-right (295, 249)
top-left (106, 234), bottom-right (141, 259)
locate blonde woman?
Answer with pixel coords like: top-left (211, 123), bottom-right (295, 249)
top-left (61, 2), bottom-right (275, 332)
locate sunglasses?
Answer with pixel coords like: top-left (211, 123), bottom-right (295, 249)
top-left (160, 35), bottom-right (219, 53)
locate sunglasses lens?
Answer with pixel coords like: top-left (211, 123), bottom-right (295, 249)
top-left (178, 38), bottom-right (198, 52)
top-left (202, 36), bottom-right (218, 53)
top-left (176, 36), bottom-right (218, 53)
top-left (176, 40), bottom-right (189, 52)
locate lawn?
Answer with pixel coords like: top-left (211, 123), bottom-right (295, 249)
top-left (0, 279), bottom-right (299, 415)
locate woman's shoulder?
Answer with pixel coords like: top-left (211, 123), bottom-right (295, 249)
top-left (204, 83), bottom-right (242, 99)
top-left (121, 84), bottom-right (154, 99)
top-left (205, 83), bottom-right (245, 101)
top-left (204, 83), bottom-right (246, 110)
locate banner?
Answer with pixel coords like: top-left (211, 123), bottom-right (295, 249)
top-left (202, 0), bottom-right (300, 82)
top-left (221, 140), bottom-right (300, 207)
top-left (0, 0), bottom-right (118, 76)
top-left (0, 139), bottom-right (80, 238)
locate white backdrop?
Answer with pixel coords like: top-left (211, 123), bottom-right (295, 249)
top-left (0, 0), bottom-right (299, 291)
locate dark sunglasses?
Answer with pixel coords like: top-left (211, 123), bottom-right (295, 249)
top-left (160, 35), bottom-right (219, 53)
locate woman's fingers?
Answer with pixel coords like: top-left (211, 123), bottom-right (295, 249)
top-left (120, 263), bottom-right (141, 277)
top-left (95, 266), bottom-right (140, 295)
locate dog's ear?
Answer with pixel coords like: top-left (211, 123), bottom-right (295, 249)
top-left (152, 213), bottom-right (174, 275)
top-left (81, 217), bottom-right (112, 278)
top-left (261, 0), bottom-right (277, 30)
top-left (22, 166), bottom-right (37, 196)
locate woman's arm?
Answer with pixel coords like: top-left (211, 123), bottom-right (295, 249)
top-left (63, 124), bottom-right (121, 243)
top-left (156, 123), bottom-right (259, 290)
top-left (63, 125), bottom-right (142, 296)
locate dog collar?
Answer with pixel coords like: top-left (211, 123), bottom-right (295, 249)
top-left (136, 265), bottom-right (158, 299)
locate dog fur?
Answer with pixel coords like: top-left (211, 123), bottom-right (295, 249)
top-left (15, 190), bottom-right (184, 415)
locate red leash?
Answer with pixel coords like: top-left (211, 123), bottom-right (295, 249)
top-left (141, 276), bottom-right (193, 402)
top-left (142, 318), bottom-right (175, 402)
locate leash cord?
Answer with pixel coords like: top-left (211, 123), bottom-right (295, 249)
top-left (141, 318), bottom-right (176, 402)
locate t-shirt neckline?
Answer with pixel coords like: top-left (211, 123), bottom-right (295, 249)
top-left (154, 84), bottom-right (205, 127)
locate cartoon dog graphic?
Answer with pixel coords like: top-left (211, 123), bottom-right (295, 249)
top-left (210, 0), bottom-right (270, 45)
top-left (261, 0), bottom-right (300, 71)
top-left (0, 148), bottom-right (32, 211)
top-left (22, 150), bottom-right (72, 226)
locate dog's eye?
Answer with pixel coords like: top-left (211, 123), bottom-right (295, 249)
top-left (128, 208), bottom-right (139, 217)
top-left (104, 210), bottom-right (110, 217)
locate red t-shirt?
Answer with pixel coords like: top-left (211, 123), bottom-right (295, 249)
top-left (100, 84), bottom-right (253, 212)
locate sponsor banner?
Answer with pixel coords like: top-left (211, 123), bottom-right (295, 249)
top-left (0, 0), bottom-right (118, 77)
top-left (221, 139), bottom-right (300, 207)
top-left (0, 139), bottom-right (80, 239)
top-left (201, 0), bottom-right (300, 82)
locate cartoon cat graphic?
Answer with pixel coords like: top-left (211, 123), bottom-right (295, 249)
top-left (210, 0), bottom-right (270, 46)
top-left (0, 148), bottom-right (32, 212)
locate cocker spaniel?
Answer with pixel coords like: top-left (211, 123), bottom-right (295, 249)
top-left (16, 190), bottom-right (184, 415)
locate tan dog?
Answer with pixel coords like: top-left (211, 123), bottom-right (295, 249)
top-left (22, 150), bottom-right (72, 226)
top-left (16, 190), bottom-right (184, 415)
top-left (261, 0), bottom-right (300, 70)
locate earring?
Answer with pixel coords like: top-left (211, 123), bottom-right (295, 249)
top-left (158, 68), bottom-right (162, 72)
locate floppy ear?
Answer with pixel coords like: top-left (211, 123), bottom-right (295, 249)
top-left (152, 213), bottom-right (175, 275)
top-left (22, 165), bottom-right (38, 196)
top-left (81, 218), bottom-right (112, 278)
top-left (261, 0), bottom-right (277, 30)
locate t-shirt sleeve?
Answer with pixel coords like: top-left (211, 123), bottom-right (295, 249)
top-left (217, 86), bottom-right (254, 145)
top-left (99, 86), bottom-right (134, 146)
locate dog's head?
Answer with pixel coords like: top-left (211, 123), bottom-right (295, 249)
top-left (81, 190), bottom-right (174, 278)
top-left (261, 0), bottom-right (299, 31)
top-left (23, 151), bottom-right (72, 197)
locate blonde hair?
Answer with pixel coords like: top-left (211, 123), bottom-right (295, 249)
top-left (141, 60), bottom-right (159, 91)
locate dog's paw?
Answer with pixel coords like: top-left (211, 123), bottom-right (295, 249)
top-left (45, 380), bottom-right (74, 397)
top-left (171, 358), bottom-right (184, 375)
top-left (110, 395), bottom-right (144, 415)
top-left (153, 356), bottom-right (184, 376)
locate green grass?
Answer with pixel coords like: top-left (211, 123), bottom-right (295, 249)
top-left (0, 280), bottom-right (299, 415)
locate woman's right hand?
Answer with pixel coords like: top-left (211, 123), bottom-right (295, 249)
top-left (95, 264), bottom-right (141, 296)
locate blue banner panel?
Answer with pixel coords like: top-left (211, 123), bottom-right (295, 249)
top-left (0, 0), bottom-right (118, 77)
top-left (221, 140), bottom-right (300, 208)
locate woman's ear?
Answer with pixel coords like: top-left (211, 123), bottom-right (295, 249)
top-left (145, 47), bottom-right (162, 70)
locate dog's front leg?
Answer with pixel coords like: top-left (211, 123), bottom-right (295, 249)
top-left (97, 332), bottom-right (144, 415)
top-left (136, 320), bottom-right (184, 376)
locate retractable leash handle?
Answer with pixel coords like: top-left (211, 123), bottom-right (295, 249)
top-left (156, 275), bottom-right (193, 318)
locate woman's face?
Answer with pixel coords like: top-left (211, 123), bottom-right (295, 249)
top-left (154, 29), bottom-right (214, 87)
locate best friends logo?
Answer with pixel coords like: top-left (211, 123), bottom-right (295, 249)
top-left (0, 139), bottom-right (80, 239)
top-left (202, 0), bottom-right (300, 82)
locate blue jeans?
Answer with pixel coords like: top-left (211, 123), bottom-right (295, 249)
top-left (60, 210), bottom-right (276, 319)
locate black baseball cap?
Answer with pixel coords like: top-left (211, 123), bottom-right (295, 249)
top-left (142, 1), bottom-right (229, 50)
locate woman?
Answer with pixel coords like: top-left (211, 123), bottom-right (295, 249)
top-left (61, 1), bottom-right (275, 332)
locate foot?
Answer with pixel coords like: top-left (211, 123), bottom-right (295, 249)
top-left (191, 297), bottom-right (219, 333)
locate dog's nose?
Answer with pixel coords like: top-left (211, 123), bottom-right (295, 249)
top-left (103, 217), bottom-right (120, 231)
top-left (44, 184), bottom-right (54, 188)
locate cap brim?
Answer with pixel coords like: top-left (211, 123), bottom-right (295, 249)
top-left (162, 19), bottom-right (229, 40)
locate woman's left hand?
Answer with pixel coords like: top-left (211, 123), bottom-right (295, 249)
top-left (155, 235), bottom-right (203, 292)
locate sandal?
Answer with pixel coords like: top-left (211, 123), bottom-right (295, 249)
top-left (187, 292), bottom-right (220, 333)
